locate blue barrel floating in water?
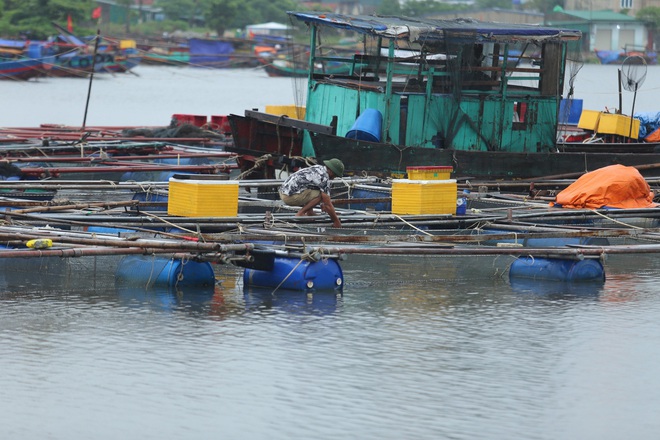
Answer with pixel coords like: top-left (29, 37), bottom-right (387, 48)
top-left (509, 257), bottom-right (605, 282)
top-left (346, 108), bottom-right (382, 142)
top-left (116, 255), bottom-right (216, 288)
top-left (243, 257), bottom-right (343, 291)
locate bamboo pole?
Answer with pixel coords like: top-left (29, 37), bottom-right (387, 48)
top-left (10, 200), bottom-right (139, 214)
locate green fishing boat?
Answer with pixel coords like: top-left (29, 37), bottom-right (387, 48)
top-left (229, 12), bottom-right (660, 180)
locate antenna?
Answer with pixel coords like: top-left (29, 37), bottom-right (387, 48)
top-left (620, 55), bottom-right (647, 139)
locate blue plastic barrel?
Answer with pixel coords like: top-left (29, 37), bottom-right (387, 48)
top-left (559, 99), bottom-right (583, 125)
top-left (243, 256), bottom-right (343, 291)
top-left (509, 257), bottom-right (605, 282)
top-left (116, 255), bottom-right (216, 288)
top-left (26, 43), bottom-right (43, 59)
top-left (456, 197), bottom-right (467, 215)
top-left (349, 187), bottom-right (391, 211)
top-left (132, 191), bottom-right (168, 211)
top-left (345, 109), bottom-right (382, 142)
top-left (87, 226), bottom-right (137, 235)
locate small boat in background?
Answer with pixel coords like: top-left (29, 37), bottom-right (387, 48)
top-left (0, 40), bottom-right (50, 80)
top-left (595, 46), bottom-right (657, 65)
top-left (141, 44), bottom-right (190, 66)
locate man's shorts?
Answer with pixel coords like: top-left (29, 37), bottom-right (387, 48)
top-left (279, 189), bottom-right (321, 207)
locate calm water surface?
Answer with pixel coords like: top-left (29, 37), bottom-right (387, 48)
top-left (1, 65), bottom-right (660, 439)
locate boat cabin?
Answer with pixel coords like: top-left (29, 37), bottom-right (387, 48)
top-left (288, 12), bottom-right (581, 155)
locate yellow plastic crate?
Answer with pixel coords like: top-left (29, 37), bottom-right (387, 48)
top-left (168, 178), bottom-right (239, 217)
top-left (406, 166), bottom-right (453, 180)
top-left (577, 109), bottom-right (601, 131)
top-left (596, 113), bottom-right (640, 139)
top-left (391, 179), bottom-right (457, 215)
top-left (265, 105), bottom-right (306, 119)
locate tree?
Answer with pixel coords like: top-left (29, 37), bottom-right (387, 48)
top-left (205, 0), bottom-right (241, 36)
top-left (521, 0), bottom-right (563, 14)
top-left (204, 0), bottom-right (298, 36)
top-left (637, 6), bottom-right (660, 49)
top-left (400, 0), bottom-right (470, 17)
top-left (0, 0), bottom-right (94, 39)
top-left (378, 0), bottom-right (402, 16)
top-left (116, 0), bottom-right (133, 33)
top-left (156, 0), bottom-right (213, 26)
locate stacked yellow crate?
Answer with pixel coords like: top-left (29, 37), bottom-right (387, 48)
top-left (168, 178), bottom-right (239, 217)
top-left (597, 113), bottom-right (640, 139)
top-left (265, 105), bottom-right (306, 119)
top-left (391, 179), bottom-right (458, 215)
top-left (406, 166), bottom-right (453, 180)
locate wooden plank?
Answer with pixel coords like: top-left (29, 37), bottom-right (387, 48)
top-left (244, 110), bottom-right (335, 135)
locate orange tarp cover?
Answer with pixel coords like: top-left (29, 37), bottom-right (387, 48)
top-left (553, 164), bottom-right (657, 209)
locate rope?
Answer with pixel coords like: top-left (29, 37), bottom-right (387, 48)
top-left (589, 208), bottom-right (644, 229)
top-left (391, 214), bottom-right (434, 236)
top-left (235, 153), bottom-right (273, 180)
top-left (140, 211), bottom-right (202, 238)
top-left (269, 257), bottom-right (305, 295)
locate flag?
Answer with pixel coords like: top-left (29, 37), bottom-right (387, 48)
top-left (92, 6), bottom-right (102, 19)
top-left (67, 14), bottom-right (73, 32)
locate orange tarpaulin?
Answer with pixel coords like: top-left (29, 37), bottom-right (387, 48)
top-left (552, 164), bottom-right (657, 209)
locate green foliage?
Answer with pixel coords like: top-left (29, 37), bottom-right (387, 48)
top-left (637, 6), bottom-right (660, 28)
top-left (400, 0), bottom-right (471, 17)
top-left (637, 6), bottom-right (660, 48)
top-left (0, 0), bottom-right (313, 40)
top-left (0, 0), bottom-right (95, 39)
top-left (378, 0), bottom-right (402, 15)
top-left (204, 0), bottom-right (299, 36)
top-left (137, 20), bottom-right (192, 35)
top-left (156, 0), bottom-right (212, 25)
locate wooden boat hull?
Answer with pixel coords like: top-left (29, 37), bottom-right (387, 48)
top-left (595, 49), bottom-right (657, 65)
top-left (0, 58), bottom-right (44, 80)
top-left (310, 132), bottom-right (660, 180)
top-left (226, 110), bottom-right (334, 179)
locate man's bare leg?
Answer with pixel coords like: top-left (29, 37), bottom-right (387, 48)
top-left (295, 195), bottom-right (322, 216)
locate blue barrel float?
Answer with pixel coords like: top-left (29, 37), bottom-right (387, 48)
top-left (346, 108), bottom-right (382, 142)
top-left (244, 257), bottom-right (344, 291)
top-left (116, 255), bottom-right (216, 288)
top-left (509, 257), bottom-right (605, 282)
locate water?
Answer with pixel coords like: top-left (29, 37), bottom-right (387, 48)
top-left (2, 65), bottom-right (660, 439)
top-left (1, 63), bottom-right (659, 128)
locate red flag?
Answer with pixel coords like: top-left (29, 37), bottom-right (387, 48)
top-left (92, 6), bottom-right (102, 19)
top-left (67, 14), bottom-right (73, 32)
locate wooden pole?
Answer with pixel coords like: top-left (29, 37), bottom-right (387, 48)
top-left (83, 29), bottom-right (102, 130)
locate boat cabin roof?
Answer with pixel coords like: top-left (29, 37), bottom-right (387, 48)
top-left (287, 12), bottom-right (581, 45)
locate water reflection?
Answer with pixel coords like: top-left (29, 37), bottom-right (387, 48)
top-left (114, 285), bottom-right (217, 313)
top-left (243, 287), bottom-right (342, 315)
top-left (509, 277), bottom-right (604, 298)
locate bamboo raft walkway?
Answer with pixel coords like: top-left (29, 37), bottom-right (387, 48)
top-left (0, 126), bottom-right (659, 272)
top-left (0, 176), bottom-right (658, 269)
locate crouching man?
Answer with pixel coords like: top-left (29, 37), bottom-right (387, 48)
top-left (279, 158), bottom-right (344, 228)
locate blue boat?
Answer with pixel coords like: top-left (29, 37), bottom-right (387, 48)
top-left (0, 40), bottom-right (47, 80)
